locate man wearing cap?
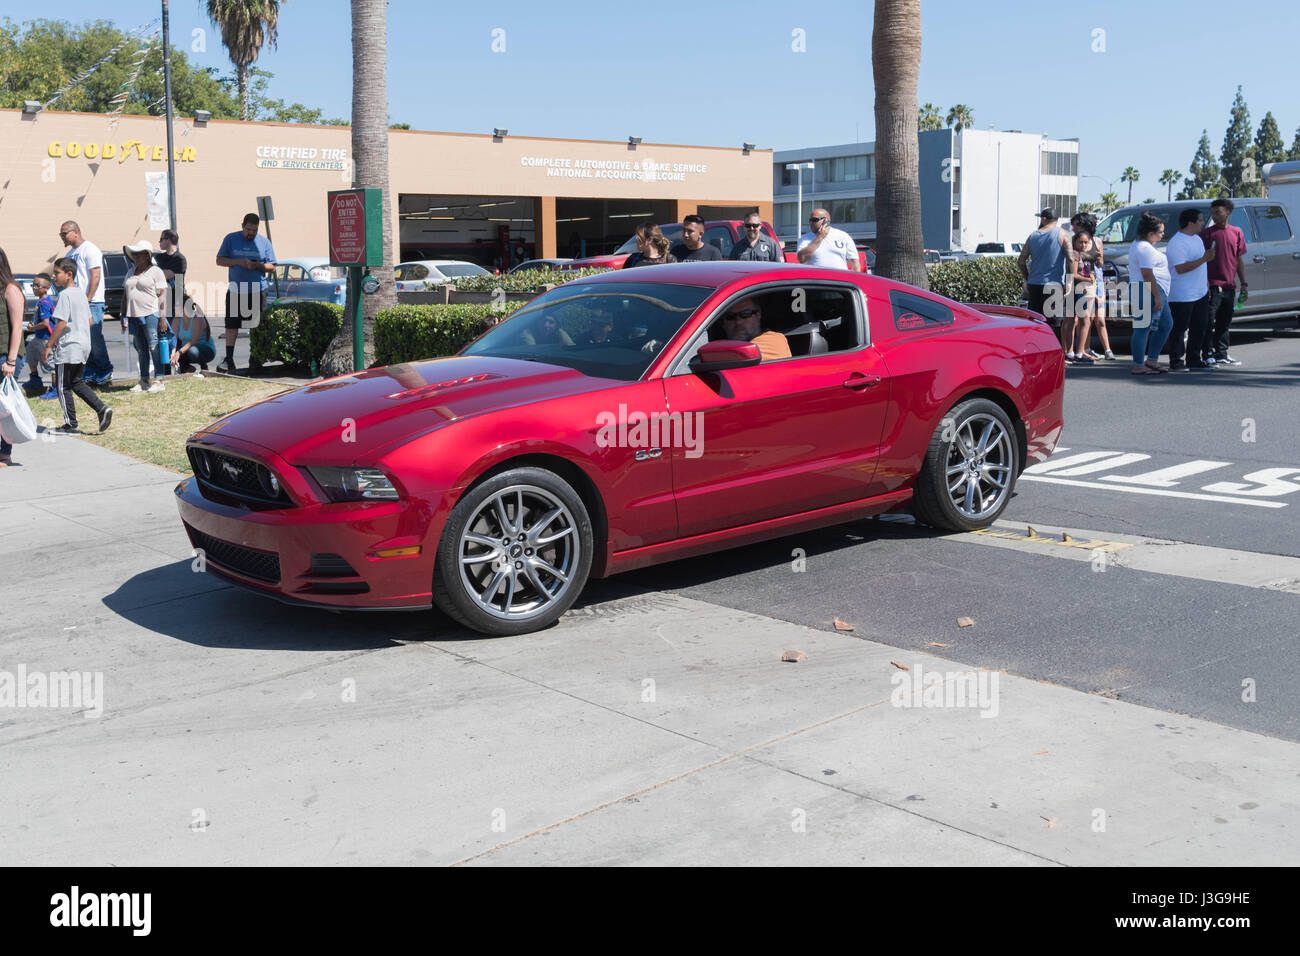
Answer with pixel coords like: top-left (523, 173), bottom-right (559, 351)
top-left (215, 212), bottom-right (276, 374)
top-left (1018, 208), bottom-right (1076, 351)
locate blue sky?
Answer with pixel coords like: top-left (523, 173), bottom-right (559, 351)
top-left (25, 0), bottom-right (1299, 203)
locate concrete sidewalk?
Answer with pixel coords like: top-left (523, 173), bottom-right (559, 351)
top-left (1, 436), bottom-right (1296, 865)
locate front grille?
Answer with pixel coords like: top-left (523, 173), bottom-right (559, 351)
top-left (188, 446), bottom-right (292, 507)
top-left (187, 525), bottom-right (281, 584)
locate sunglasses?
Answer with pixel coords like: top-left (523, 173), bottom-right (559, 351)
top-left (724, 308), bottom-right (760, 320)
top-left (809, 217), bottom-right (826, 223)
top-left (743, 222), bottom-right (762, 229)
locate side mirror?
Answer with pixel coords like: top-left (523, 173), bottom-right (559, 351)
top-left (689, 339), bottom-right (762, 373)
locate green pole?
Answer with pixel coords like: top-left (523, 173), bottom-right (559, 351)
top-left (351, 266), bottom-right (364, 372)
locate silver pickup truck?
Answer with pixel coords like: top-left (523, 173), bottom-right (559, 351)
top-left (1097, 187), bottom-right (1300, 326)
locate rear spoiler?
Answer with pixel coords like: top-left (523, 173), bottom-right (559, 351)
top-left (965, 302), bottom-right (1048, 324)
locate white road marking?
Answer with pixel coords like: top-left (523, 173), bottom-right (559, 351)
top-left (1100, 460), bottom-right (1235, 488)
top-left (1017, 474), bottom-right (1288, 508)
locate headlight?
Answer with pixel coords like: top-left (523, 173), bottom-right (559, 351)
top-left (307, 467), bottom-right (399, 502)
top-left (259, 467), bottom-right (281, 498)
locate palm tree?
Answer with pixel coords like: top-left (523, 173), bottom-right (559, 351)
top-left (872, 0), bottom-right (927, 288)
top-left (206, 0), bottom-right (282, 121)
top-left (945, 104), bottom-right (974, 133)
top-left (1120, 166), bottom-right (1140, 204)
top-left (320, 0), bottom-right (396, 374)
top-left (918, 103), bottom-right (943, 132)
top-left (1100, 191), bottom-right (1120, 215)
top-left (1158, 168), bottom-right (1179, 201)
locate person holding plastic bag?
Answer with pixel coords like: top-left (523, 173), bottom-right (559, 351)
top-left (0, 247), bottom-right (35, 466)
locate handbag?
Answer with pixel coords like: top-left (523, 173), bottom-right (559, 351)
top-left (0, 374), bottom-right (38, 444)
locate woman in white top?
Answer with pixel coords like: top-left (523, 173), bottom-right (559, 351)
top-left (1128, 213), bottom-right (1175, 375)
top-left (122, 240), bottom-right (169, 392)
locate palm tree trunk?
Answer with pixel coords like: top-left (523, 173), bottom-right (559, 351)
top-left (321, 0), bottom-right (397, 375)
top-left (238, 64), bottom-right (249, 122)
top-left (872, 0), bottom-right (928, 288)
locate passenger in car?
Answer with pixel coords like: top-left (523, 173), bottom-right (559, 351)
top-left (521, 312), bottom-right (575, 347)
top-left (720, 297), bottom-right (790, 361)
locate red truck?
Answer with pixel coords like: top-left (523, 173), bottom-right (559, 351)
top-left (562, 220), bottom-right (799, 269)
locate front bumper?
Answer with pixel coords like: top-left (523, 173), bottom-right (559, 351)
top-left (174, 471), bottom-right (438, 610)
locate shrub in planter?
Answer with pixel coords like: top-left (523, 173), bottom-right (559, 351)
top-left (249, 302), bottom-right (343, 368)
top-left (450, 267), bottom-right (613, 293)
top-left (927, 257), bottom-right (1025, 307)
top-left (374, 302), bottom-right (526, 366)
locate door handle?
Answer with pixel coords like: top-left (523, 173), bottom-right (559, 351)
top-left (1252, 255), bottom-right (1266, 263)
top-left (843, 374), bottom-right (881, 390)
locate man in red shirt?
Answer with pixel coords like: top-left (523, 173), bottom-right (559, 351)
top-left (1200, 198), bottom-right (1248, 366)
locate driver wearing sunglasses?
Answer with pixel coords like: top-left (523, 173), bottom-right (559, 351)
top-left (719, 297), bottom-right (790, 361)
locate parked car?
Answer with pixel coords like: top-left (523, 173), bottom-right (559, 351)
top-left (1097, 198), bottom-right (1300, 324)
top-left (509, 258), bottom-right (574, 274)
top-left (102, 251), bottom-right (129, 318)
top-left (14, 274), bottom-right (40, 323)
top-left (272, 257), bottom-right (346, 306)
top-left (857, 245), bottom-right (877, 273)
top-left (175, 261), bottom-right (1064, 636)
top-left (924, 250), bottom-right (942, 266)
top-left (564, 220), bottom-right (796, 269)
top-left (972, 242), bottom-right (1021, 257)
top-left (394, 259), bottom-right (492, 291)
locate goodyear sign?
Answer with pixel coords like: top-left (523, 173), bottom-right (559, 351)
top-left (46, 141), bottom-right (196, 163)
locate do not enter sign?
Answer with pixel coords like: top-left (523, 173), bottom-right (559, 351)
top-left (327, 188), bottom-right (383, 267)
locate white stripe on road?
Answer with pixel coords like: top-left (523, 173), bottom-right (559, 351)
top-left (1025, 452), bottom-right (1151, 477)
top-left (1018, 473), bottom-right (1288, 508)
top-left (1100, 460), bottom-right (1235, 488)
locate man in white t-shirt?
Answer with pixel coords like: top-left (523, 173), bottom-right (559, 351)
top-left (1165, 208), bottom-right (1216, 371)
top-left (60, 220), bottom-right (114, 384)
top-left (796, 208), bottom-right (859, 269)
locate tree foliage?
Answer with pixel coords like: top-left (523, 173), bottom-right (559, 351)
top-left (917, 103), bottom-right (942, 132)
top-left (1253, 111), bottom-right (1286, 169)
top-left (1178, 129), bottom-right (1222, 200)
top-left (0, 18), bottom-right (335, 124)
top-left (1220, 85), bottom-right (1259, 197)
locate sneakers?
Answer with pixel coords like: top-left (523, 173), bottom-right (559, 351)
top-left (1187, 360), bottom-right (1211, 370)
top-left (1169, 360), bottom-right (1187, 371)
top-left (147, 381), bottom-right (166, 393)
top-left (192, 372), bottom-right (205, 380)
top-left (1104, 350), bottom-right (1116, 360)
top-left (216, 358), bottom-right (238, 374)
top-left (38, 388), bottom-right (58, 400)
top-left (1084, 349), bottom-right (1103, 360)
top-left (1072, 354), bottom-right (1095, 365)
top-left (53, 423), bottom-right (80, 435)
top-left (129, 383), bottom-right (143, 393)
top-left (98, 407), bottom-right (113, 433)
top-left (1203, 356), bottom-right (1217, 366)
top-left (1216, 355), bottom-right (1242, 366)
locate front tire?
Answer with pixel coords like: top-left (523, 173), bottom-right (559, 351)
top-left (912, 398), bottom-right (1019, 532)
top-left (433, 467), bottom-right (594, 636)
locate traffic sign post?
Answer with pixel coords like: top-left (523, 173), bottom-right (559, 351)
top-left (327, 188), bottom-right (384, 372)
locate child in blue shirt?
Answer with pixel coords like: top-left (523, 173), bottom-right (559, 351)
top-left (24, 273), bottom-right (57, 398)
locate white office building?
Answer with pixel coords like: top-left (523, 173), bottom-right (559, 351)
top-left (774, 129), bottom-right (1079, 253)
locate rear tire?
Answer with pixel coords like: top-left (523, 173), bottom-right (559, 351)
top-left (912, 398), bottom-right (1019, 532)
top-left (433, 467), bottom-right (594, 636)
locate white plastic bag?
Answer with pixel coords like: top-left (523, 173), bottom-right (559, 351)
top-left (0, 374), bottom-right (38, 444)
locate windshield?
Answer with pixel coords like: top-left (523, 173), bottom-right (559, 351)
top-left (436, 262), bottom-right (490, 277)
top-left (615, 224), bottom-right (683, 255)
top-left (1097, 205), bottom-right (1251, 244)
top-left (975, 243), bottom-right (1005, 253)
top-left (462, 281), bottom-right (713, 381)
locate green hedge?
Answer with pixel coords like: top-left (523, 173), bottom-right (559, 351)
top-left (926, 257), bottom-right (1025, 306)
top-left (374, 302), bottom-right (526, 366)
top-left (451, 267), bottom-right (613, 293)
top-left (250, 302), bottom-right (343, 368)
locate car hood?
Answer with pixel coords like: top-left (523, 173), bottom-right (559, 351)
top-left (196, 356), bottom-right (617, 464)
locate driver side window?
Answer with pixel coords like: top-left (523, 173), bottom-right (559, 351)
top-left (675, 284), bottom-right (864, 370)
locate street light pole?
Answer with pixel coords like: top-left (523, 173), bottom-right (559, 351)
top-left (161, 0), bottom-right (178, 230)
top-left (785, 162), bottom-right (815, 243)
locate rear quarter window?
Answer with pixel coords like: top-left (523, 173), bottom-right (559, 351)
top-left (889, 289), bottom-right (954, 331)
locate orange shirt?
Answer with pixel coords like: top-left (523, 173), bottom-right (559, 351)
top-left (753, 330), bottom-right (791, 361)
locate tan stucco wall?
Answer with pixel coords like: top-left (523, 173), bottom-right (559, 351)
top-left (0, 109), bottom-right (772, 310)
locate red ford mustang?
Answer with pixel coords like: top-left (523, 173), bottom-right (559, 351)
top-left (176, 262), bottom-right (1064, 635)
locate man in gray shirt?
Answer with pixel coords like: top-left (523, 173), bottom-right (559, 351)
top-left (44, 257), bottom-right (111, 434)
top-left (729, 213), bottom-right (784, 262)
